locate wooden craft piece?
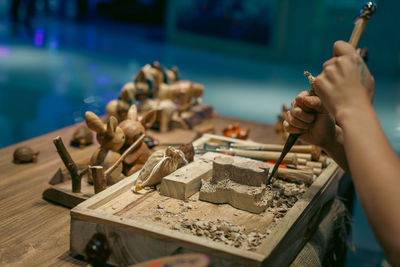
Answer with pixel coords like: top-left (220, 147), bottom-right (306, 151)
top-left (222, 122), bottom-right (249, 140)
top-left (180, 104), bottom-right (214, 129)
top-left (53, 136), bottom-right (86, 192)
top-left (133, 146), bottom-right (188, 192)
top-left (85, 112), bottom-right (126, 184)
top-left (217, 148), bottom-right (298, 165)
top-left (159, 152), bottom-right (217, 200)
top-left (13, 146), bottom-right (39, 164)
top-left (118, 106), bottom-right (156, 176)
top-left (267, 165), bottom-right (314, 185)
top-left (212, 156), bottom-right (268, 186)
top-left (199, 155), bottom-right (273, 214)
top-left (90, 166), bottom-right (106, 194)
top-left (70, 125), bottom-right (93, 148)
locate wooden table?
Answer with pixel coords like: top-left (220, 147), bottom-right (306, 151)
top-left (0, 115), bottom-right (283, 266)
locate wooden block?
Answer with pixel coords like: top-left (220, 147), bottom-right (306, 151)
top-left (199, 180), bottom-right (273, 214)
top-left (212, 156), bottom-right (269, 186)
top-left (199, 155), bottom-right (272, 214)
top-left (159, 152), bottom-right (218, 200)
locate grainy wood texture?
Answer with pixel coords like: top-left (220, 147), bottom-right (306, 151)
top-left (199, 155), bottom-right (273, 214)
top-left (0, 115), bottom-right (282, 266)
top-left (70, 133), bottom-right (344, 266)
top-left (159, 153), bottom-right (215, 200)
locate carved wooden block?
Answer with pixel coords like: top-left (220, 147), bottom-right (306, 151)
top-left (212, 156), bottom-right (269, 186)
top-left (200, 156), bottom-right (273, 214)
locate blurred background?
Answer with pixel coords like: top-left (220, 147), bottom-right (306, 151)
top-left (0, 0), bottom-right (398, 266)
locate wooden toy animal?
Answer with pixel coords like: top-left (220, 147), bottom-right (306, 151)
top-left (85, 111), bottom-right (126, 185)
top-left (70, 125), bottom-right (93, 148)
top-left (118, 105), bottom-right (157, 176)
top-left (13, 146), bottom-right (39, 163)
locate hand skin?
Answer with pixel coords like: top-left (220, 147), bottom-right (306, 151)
top-left (282, 41), bottom-right (373, 172)
top-left (284, 40), bottom-right (400, 265)
top-left (314, 45), bottom-right (400, 265)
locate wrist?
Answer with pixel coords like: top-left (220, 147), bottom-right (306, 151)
top-left (335, 88), bottom-right (372, 128)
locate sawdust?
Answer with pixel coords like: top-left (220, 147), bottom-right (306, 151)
top-left (145, 178), bottom-right (308, 251)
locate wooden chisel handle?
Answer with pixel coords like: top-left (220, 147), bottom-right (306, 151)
top-left (232, 143), bottom-right (321, 160)
top-left (219, 148), bottom-right (298, 165)
top-left (349, 2), bottom-right (377, 48)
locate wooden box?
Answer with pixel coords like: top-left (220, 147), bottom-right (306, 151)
top-left (70, 134), bottom-right (343, 266)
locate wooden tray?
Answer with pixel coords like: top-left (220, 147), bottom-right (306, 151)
top-left (70, 134), bottom-right (343, 266)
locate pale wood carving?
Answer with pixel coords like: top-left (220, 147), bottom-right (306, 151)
top-left (159, 152), bottom-right (216, 200)
top-left (199, 156), bottom-right (273, 214)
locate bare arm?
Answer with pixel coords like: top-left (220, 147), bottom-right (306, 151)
top-left (314, 49), bottom-right (400, 265)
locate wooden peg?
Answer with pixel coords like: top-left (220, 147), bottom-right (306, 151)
top-left (90, 166), bottom-right (107, 194)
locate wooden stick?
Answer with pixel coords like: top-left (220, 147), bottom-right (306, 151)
top-left (104, 135), bottom-right (145, 177)
top-left (218, 148), bottom-right (298, 165)
top-left (90, 166), bottom-right (107, 194)
top-left (266, 165), bottom-right (314, 185)
top-left (306, 161), bottom-right (323, 169)
top-left (349, 2), bottom-right (376, 48)
top-left (294, 165), bottom-right (322, 176)
top-left (232, 143), bottom-right (321, 160)
top-left (53, 136), bottom-right (81, 193)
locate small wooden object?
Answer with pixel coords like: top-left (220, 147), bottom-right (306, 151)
top-left (199, 156), bottom-right (273, 214)
top-left (91, 166), bottom-right (106, 194)
top-left (13, 146), bottom-right (39, 164)
top-left (43, 135), bottom-right (145, 208)
top-left (222, 122), bottom-right (249, 140)
top-left (53, 136), bottom-right (83, 193)
top-left (159, 153), bottom-right (216, 200)
top-left (70, 125), bottom-right (93, 148)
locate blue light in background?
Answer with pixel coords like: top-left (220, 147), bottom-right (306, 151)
top-left (33, 28), bottom-right (45, 47)
top-left (0, 45), bottom-right (10, 58)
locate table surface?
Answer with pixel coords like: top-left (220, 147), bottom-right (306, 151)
top-left (0, 115), bottom-right (282, 266)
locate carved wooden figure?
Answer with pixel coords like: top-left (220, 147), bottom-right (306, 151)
top-left (13, 146), bottom-right (39, 164)
top-left (85, 111), bottom-right (126, 185)
top-left (70, 125), bottom-right (93, 148)
top-left (118, 105), bottom-right (157, 176)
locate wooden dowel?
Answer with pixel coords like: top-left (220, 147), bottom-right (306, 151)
top-left (266, 165), bottom-right (314, 185)
top-left (294, 153), bottom-right (312, 161)
top-left (53, 136), bottom-right (81, 193)
top-left (306, 161), bottom-right (323, 169)
top-left (90, 166), bottom-right (107, 194)
top-left (232, 143), bottom-right (321, 160)
top-left (219, 148), bottom-right (298, 165)
top-left (297, 158), bottom-right (307, 165)
top-left (319, 155), bottom-right (328, 168)
top-left (104, 135), bottom-right (145, 177)
top-left (295, 165), bottom-right (322, 176)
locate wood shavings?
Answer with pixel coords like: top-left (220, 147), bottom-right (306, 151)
top-left (176, 218), bottom-right (266, 251)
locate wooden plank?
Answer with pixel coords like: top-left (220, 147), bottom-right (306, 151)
top-left (159, 153), bottom-right (217, 200)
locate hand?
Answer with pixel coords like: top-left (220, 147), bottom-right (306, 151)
top-left (314, 50), bottom-right (374, 123)
top-left (283, 91), bottom-right (339, 149)
top-left (323, 41), bottom-right (375, 101)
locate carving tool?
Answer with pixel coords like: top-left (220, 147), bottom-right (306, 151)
top-left (267, 2), bottom-right (377, 184)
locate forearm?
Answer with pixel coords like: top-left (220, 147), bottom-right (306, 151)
top-left (338, 99), bottom-right (400, 264)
